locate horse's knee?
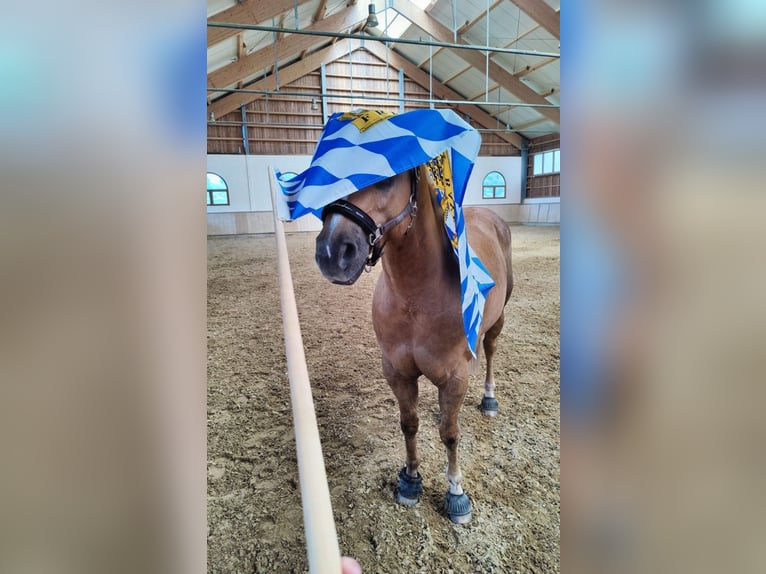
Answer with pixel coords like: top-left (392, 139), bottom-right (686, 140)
top-left (439, 426), bottom-right (460, 450)
top-left (441, 435), bottom-right (458, 450)
top-left (400, 413), bottom-right (419, 438)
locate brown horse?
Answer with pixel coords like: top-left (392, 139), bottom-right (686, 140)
top-left (315, 164), bottom-right (513, 523)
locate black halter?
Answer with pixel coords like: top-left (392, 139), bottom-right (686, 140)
top-left (321, 168), bottom-right (419, 269)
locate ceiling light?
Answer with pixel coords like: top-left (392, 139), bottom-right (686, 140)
top-left (365, 3), bottom-right (379, 28)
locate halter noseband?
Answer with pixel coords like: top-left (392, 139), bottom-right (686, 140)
top-left (321, 168), bottom-right (419, 269)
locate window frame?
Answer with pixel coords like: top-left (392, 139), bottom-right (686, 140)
top-left (206, 172), bottom-right (230, 206)
top-left (481, 170), bottom-right (507, 200)
top-left (532, 149), bottom-right (561, 176)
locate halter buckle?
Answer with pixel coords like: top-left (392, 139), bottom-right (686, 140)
top-left (405, 199), bottom-right (418, 234)
top-left (369, 227), bottom-right (383, 247)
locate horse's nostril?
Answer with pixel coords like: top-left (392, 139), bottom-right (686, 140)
top-left (338, 241), bottom-right (356, 270)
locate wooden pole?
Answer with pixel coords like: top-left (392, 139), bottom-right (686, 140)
top-left (268, 167), bottom-right (342, 574)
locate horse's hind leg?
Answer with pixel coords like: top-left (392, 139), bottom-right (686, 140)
top-left (383, 358), bottom-right (423, 506)
top-left (481, 312), bottom-right (505, 416)
top-left (438, 373), bottom-right (472, 524)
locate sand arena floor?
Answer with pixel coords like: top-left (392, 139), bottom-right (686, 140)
top-left (207, 225), bottom-right (560, 573)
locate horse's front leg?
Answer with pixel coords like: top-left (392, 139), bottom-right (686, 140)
top-left (438, 371), bottom-right (472, 523)
top-left (383, 357), bottom-right (423, 506)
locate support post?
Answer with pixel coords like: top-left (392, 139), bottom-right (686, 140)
top-left (398, 69), bottom-right (405, 113)
top-left (520, 140), bottom-right (529, 202)
top-left (320, 63), bottom-right (328, 120)
top-left (240, 104), bottom-right (250, 155)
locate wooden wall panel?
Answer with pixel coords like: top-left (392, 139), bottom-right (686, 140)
top-left (526, 134), bottom-right (560, 198)
top-left (207, 47), bottom-right (521, 157)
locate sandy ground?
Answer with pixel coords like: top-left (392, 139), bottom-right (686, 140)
top-left (207, 225), bottom-right (560, 573)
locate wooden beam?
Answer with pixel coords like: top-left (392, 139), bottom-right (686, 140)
top-left (511, 22), bottom-right (542, 45)
top-left (363, 42), bottom-right (524, 150)
top-left (458, 0), bottom-right (504, 34)
top-left (511, 0), bottom-right (560, 40)
top-left (514, 56), bottom-right (557, 78)
top-left (513, 117), bottom-right (548, 131)
top-left (392, 2), bottom-right (558, 125)
top-left (207, 0), bottom-right (309, 47)
top-left (208, 39), bottom-right (354, 119)
top-left (424, 22), bottom-right (548, 73)
top-left (312, 0), bottom-right (329, 23)
top-left (412, 0), bottom-right (501, 67)
top-left (439, 64), bottom-right (472, 85)
top-left (209, 3), bottom-right (367, 89)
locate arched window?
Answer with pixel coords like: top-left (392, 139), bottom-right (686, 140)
top-left (207, 172), bottom-right (229, 206)
top-left (482, 171), bottom-right (506, 199)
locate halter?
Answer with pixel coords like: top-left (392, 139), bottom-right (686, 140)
top-left (321, 168), bottom-right (419, 269)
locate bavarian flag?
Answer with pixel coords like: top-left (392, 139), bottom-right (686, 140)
top-left (275, 108), bottom-right (494, 357)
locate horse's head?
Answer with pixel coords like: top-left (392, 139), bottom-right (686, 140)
top-left (315, 169), bottom-right (417, 285)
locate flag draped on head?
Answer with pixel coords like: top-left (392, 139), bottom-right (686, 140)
top-left (275, 108), bottom-right (495, 357)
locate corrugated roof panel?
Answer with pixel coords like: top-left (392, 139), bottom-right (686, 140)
top-left (427, 0), bottom-right (487, 36)
top-left (519, 119), bottom-right (559, 138)
top-left (505, 105), bottom-right (547, 127)
top-left (447, 65), bottom-right (497, 100)
top-left (241, 30), bottom-right (273, 57)
top-left (462, 2), bottom-right (538, 49)
top-left (494, 108), bottom-right (518, 128)
top-left (519, 76), bottom-right (547, 99)
top-left (390, 26), bottom-right (434, 67)
top-left (523, 59), bottom-right (560, 91)
top-left (207, 0), bottom-right (236, 18)
top-left (476, 86), bottom-right (523, 109)
top-left (208, 36), bottom-right (238, 73)
top-left (493, 51), bottom-right (557, 75)
top-left (429, 49), bottom-right (471, 83)
top-left (515, 26), bottom-right (559, 54)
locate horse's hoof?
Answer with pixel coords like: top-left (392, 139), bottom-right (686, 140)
top-left (444, 491), bottom-right (472, 524)
top-left (480, 396), bottom-right (499, 417)
top-left (395, 466), bottom-right (423, 506)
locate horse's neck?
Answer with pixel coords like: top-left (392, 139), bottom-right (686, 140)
top-left (380, 174), bottom-right (458, 296)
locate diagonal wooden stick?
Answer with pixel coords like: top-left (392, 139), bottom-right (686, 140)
top-left (268, 166), bottom-right (342, 574)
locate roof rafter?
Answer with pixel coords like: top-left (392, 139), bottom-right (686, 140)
top-left (363, 42), bottom-right (524, 150)
top-left (413, 0), bottom-right (503, 67)
top-left (209, 2), bottom-right (367, 90)
top-left (391, 1), bottom-right (558, 125)
top-left (312, 0), bottom-right (329, 23)
top-left (513, 117), bottom-right (550, 132)
top-left (511, 0), bottom-right (560, 40)
top-left (207, 0), bottom-right (311, 47)
top-left (515, 56), bottom-right (557, 78)
top-left (208, 39), bottom-right (355, 119)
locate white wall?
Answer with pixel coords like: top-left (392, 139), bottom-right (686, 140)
top-left (207, 154), bottom-right (312, 214)
top-left (206, 153), bottom-right (557, 234)
top-left (464, 156), bottom-right (523, 205)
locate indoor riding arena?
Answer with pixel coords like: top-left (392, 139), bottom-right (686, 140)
top-left (207, 1), bottom-right (560, 572)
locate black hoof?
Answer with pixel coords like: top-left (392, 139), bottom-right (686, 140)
top-left (396, 466), bottom-right (423, 506)
top-left (480, 396), bottom-right (499, 417)
top-left (444, 491), bottom-right (472, 524)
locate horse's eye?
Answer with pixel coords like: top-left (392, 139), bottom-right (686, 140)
top-left (374, 176), bottom-right (395, 191)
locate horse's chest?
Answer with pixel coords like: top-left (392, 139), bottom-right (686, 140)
top-left (372, 289), bottom-right (464, 371)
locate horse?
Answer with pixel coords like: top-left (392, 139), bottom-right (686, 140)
top-left (314, 164), bottom-right (513, 523)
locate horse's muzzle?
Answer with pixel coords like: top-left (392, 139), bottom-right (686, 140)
top-left (315, 215), bottom-right (369, 285)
